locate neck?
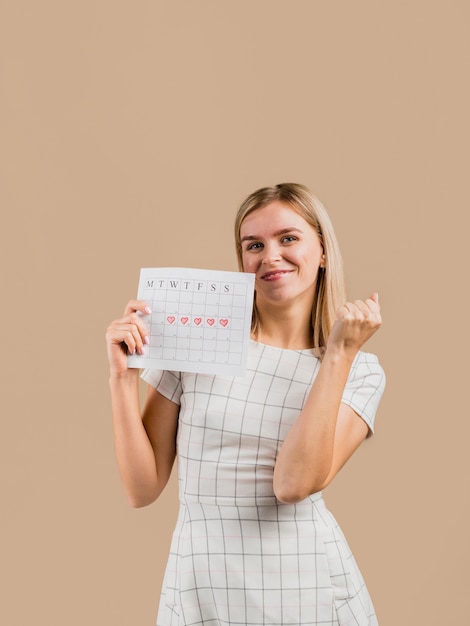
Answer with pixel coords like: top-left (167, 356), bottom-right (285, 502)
top-left (253, 302), bottom-right (314, 350)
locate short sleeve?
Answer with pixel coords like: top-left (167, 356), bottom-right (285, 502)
top-left (141, 369), bottom-right (183, 405)
top-left (341, 351), bottom-right (386, 436)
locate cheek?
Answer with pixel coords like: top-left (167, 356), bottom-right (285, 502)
top-left (298, 252), bottom-right (321, 275)
top-left (241, 253), bottom-right (255, 272)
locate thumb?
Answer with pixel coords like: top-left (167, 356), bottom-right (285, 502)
top-left (370, 292), bottom-right (379, 304)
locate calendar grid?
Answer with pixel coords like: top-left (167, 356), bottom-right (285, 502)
top-left (128, 268), bottom-right (255, 375)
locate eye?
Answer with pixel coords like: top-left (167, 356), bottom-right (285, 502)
top-left (281, 235), bottom-right (298, 243)
top-left (246, 241), bottom-right (263, 251)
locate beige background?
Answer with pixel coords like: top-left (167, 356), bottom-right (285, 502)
top-left (1, 1), bottom-right (468, 624)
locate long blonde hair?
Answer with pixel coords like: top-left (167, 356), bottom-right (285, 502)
top-left (234, 183), bottom-right (346, 352)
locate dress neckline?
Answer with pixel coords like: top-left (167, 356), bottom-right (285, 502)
top-left (249, 338), bottom-right (321, 357)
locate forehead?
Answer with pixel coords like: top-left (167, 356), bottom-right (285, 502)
top-left (240, 200), bottom-right (311, 234)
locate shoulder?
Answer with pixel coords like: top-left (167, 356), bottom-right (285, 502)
top-left (141, 369), bottom-right (183, 404)
top-left (341, 351), bottom-right (386, 434)
top-left (349, 350), bottom-right (386, 387)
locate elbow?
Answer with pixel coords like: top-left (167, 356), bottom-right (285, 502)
top-left (273, 472), bottom-right (327, 504)
top-left (125, 473), bottom-right (171, 508)
top-left (128, 495), bottom-right (153, 508)
top-left (274, 484), bottom-right (323, 505)
top-left (126, 488), bottom-right (160, 509)
top-left (128, 497), bottom-right (153, 509)
top-left (274, 489), bottom-right (305, 505)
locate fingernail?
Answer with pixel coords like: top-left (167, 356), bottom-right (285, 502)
top-left (144, 336), bottom-right (150, 345)
top-left (145, 306), bottom-right (152, 314)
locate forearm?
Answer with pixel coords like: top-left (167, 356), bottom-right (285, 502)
top-left (109, 370), bottom-right (160, 507)
top-left (273, 347), bottom-right (356, 503)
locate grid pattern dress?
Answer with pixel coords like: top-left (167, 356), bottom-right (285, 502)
top-left (142, 340), bottom-right (386, 626)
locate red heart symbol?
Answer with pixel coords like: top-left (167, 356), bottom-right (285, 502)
top-left (207, 318), bottom-right (215, 326)
top-left (167, 316), bottom-right (176, 324)
top-left (181, 317), bottom-right (189, 325)
top-left (219, 319), bottom-right (229, 327)
top-left (194, 317), bottom-right (202, 326)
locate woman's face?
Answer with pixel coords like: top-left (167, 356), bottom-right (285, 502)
top-left (239, 201), bottom-right (324, 310)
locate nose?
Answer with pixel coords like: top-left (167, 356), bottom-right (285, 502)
top-left (261, 242), bottom-right (282, 264)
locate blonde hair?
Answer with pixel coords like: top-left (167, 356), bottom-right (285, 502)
top-left (234, 183), bottom-right (346, 352)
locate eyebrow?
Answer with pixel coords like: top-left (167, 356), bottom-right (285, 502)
top-left (240, 227), bottom-right (303, 244)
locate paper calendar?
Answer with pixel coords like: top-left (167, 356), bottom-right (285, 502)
top-left (127, 267), bottom-right (255, 375)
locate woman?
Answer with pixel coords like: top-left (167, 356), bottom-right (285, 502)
top-left (106, 183), bottom-right (386, 625)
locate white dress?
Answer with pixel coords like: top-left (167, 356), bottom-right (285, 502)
top-left (142, 340), bottom-right (386, 626)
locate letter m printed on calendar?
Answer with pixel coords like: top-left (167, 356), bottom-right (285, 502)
top-left (127, 268), bottom-right (255, 376)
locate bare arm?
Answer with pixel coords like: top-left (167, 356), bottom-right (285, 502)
top-left (273, 293), bottom-right (382, 503)
top-left (106, 300), bottom-right (179, 508)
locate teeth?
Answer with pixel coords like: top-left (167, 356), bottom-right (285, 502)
top-left (264, 271), bottom-right (287, 279)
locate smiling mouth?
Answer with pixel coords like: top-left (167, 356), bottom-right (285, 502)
top-left (261, 270), bottom-right (293, 281)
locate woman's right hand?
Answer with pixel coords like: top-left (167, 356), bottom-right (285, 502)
top-left (105, 300), bottom-right (151, 375)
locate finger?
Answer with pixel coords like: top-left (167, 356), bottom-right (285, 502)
top-left (340, 301), bottom-right (365, 320)
top-left (365, 293), bottom-right (381, 319)
top-left (350, 297), bottom-right (381, 326)
top-left (353, 300), bottom-right (372, 318)
top-left (119, 304), bottom-right (152, 334)
top-left (106, 323), bottom-right (138, 352)
top-left (366, 292), bottom-right (380, 313)
top-left (128, 310), bottom-right (150, 336)
top-left (123, 299), bottom-right (152, 317)
top-left (339, 299), bottom-right (380, 326)
top-left (111, 314), bottom-right (149, 345)
top-left (336, 302), bottom-right (352, 320)
top-left (107, 321), bottom-right (149, 355)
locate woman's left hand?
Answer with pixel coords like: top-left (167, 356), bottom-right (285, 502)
top-left (327, 292), bottom-right (382, 355)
